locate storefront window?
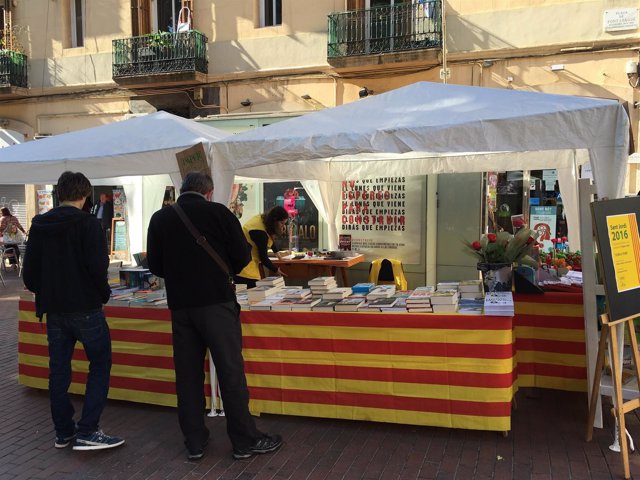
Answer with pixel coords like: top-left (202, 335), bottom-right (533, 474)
top-left (484, 169), bottom-right (567, 247)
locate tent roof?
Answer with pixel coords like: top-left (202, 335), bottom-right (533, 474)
top-left (212, 82), bottom-right (628, 198)
top-left (0, 111), bottom-right (229, 184)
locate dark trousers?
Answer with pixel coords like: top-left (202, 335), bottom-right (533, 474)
top-left (171, 301), bottom-right (261, 452)
top-left (47, 309), bottom-right (112, 437)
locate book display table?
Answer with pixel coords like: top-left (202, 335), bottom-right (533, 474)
top-left (17, 292), bottom-right (585, 432)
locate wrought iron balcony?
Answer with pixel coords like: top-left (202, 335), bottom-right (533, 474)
top-left (328, 0), bottom-right (441, 58)
top-left (0, 50), bottom-right (27, 88)
top-left (112, 30), bottom-right (208, 81)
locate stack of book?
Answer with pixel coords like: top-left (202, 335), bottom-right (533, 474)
top-left (234, 283), bottom-right (248, 293)
top-left (247, 285), bottom-right (282, 303)
top-left (436, 281), bottom-right (460, 292)
top-left (282, 288), bottom-right (312, 301)
top-left (290, 297), bottom-right (321, 310)
top-left (323, 287), bottom-right (352, 300)
top-left (308, 276), bottom-right (338, 298)
top-left (334, 296), bottom-right (367, 312)
top-left (458, 280), bottom-right (483, 299)
top-left (430, 290), bottom-right (459, 313)
top-left (457, 297), bottom-right (484, 315)
top-left (236, 292), bottom-right (250, 310)
top-left (366, 285), bottom-right (396, 300)
top-left (312, 299), bottom-right (341, 312)
top-left (484, 292), bottom-right (514, 316)
top-left (250, 296), bottom-right (284, 311)
top-left (256, 276), bottom-right (286, 288)
top-left (351, 282), bottom-right (375, 295)
top-left (366, 296), bottom-right (399, 311)
top-left (406, 286), bottom-right (435, 313)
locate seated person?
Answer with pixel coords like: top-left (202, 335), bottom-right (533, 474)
top-left (2, 223), bottom-right (25, 268)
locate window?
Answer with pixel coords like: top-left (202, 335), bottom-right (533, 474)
top-left (260, 0), bottom-right (282, 27)
top-left (70, 0), bottom-right (84, 47)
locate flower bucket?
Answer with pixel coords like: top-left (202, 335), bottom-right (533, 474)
top-left (477, 262), bottom-right (513, 293)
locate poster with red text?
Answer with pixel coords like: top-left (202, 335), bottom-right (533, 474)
top-left (37, 190), bottom-right (53, 214)
top-left (340, 176), bottom-right (422, 263)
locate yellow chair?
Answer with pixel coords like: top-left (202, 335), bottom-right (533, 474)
top-left (368, 258), bottom-right (408, 290)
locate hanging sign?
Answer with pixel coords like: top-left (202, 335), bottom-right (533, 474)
top-left (605, 213), bottom-right (640, 293)
top-left (530, 206), bottom-right (557, 253)
top-left (176, 142), bottom-right (209, 179)
top-left (37, 190), bottom-right (53, 214)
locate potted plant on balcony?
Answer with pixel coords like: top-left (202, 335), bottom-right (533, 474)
top-left (139, 32), bottom-right (174, 59)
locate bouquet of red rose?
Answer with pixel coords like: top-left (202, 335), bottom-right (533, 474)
top-left (464, 228), bottom-right (539, 268)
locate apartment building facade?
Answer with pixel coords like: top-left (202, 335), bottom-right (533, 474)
top-left (0, 0), bottom-right (638, 279)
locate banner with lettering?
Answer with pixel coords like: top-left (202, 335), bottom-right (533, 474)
top-left (340, 176), bottom-right (422, 263)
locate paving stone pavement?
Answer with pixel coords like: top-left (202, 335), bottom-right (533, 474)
top-left (2, 269), bottom-right (640, 479)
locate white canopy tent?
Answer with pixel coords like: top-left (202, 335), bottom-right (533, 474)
top-left (0, 111), bottom-right (230, 255)
top-left (211, 82), bottom-right (630, 251)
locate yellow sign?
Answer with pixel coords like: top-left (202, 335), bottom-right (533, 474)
top-left (606, 213), bottom-right (640, 292)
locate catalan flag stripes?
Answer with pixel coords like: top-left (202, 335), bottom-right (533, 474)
top-left (18, 300), bottom-right (213, 408)
top-left (241, 311), bottom-right (515, 432)
top-left (514, 292), bottom-right (587, 392)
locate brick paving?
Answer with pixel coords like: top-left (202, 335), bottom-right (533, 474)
top-left (2, 270), bottom-right (640, 479)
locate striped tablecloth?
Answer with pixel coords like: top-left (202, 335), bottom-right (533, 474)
top-left (18, 300), bottom-right (213, 408)
top-left (241, 311), bottom-right (516, 431)
top-left (513, 292), bottom-right (586, 392)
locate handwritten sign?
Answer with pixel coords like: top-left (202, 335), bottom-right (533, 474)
top-left (175, 142), bottom-right (209, 179)
top-left (606, 213), bottom-right (640, 293)
top-left (110, 218), bottom-right (128, 259)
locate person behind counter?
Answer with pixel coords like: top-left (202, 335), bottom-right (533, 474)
top-left (2, 223), bottom-right (24, 268)
top-left (234, 206), bottom-right (290, 288)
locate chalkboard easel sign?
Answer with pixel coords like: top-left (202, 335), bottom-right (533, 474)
top-left (591, 196), bottom-right (640, 322)
top-left (110, 218), bottom-right (129, 260)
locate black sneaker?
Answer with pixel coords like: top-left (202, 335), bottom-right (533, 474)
top-left (54, 432), bottom-right (76, 449)
top-left (186, 438), bottom-right (209, 461)
top-left (233, 434), bottom-right (283, 460)
top-left (72, 430), bottom-right (125, 451)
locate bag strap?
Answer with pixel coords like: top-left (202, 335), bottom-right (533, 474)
top-left (171, 203), bottom-right (232, 279)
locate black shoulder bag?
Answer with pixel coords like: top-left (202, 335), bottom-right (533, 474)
top-left (171, 203), bottom-right (236, 292)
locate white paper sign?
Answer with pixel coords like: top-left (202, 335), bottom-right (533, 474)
top-left (603, 8), bottom-right (639, 32)
top-left (340, 176), bottom-right (422, 263)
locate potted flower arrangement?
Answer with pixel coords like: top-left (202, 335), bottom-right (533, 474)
top-left (464, 228), bottom-right (539, 292)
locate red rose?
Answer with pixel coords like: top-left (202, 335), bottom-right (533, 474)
top-left (472, 241), bottom-right (482, 250)
top-left (551, 238), bottom-right (557, 244)
top-left (526, 237), bottom-right (535, 244)
top-left (487, 233), bottom-right (497, 242)
top-left (556, 238), bottom-right (562, 244)
top-left (561, 236), bottom-right (567, 242)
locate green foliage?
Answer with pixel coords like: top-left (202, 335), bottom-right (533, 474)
top-left (463, 227), bottom-right (539, 269)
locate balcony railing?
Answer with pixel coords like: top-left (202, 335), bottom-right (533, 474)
top-left (328, 0), bottom-right (441, 58)
top-left (112, 30), bottom-right (208, 79)
top-left (0, 50), bottom-right (27, 88)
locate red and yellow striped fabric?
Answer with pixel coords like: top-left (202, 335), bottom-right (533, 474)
top-left (514, 292), bottom-right (586, 392)
top-left (18, 300), bottom-right (213, 408)
top-left (241, 311), bottom-right (516, 432)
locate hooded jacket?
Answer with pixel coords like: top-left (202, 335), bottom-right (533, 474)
top-left (23, 206), bottom-right (111, 318)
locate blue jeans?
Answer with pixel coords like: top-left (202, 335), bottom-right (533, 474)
top-left (47, 309), bottom-right (112, 437)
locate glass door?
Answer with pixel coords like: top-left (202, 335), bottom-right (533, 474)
top-left (366, 0), bottom-right (408, 53)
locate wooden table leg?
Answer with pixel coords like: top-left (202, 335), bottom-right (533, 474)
top-left (339, 267), bottom-right (349, 288)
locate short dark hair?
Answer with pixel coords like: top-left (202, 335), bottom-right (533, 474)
top-left (263, 206), bottom-right (289, 236)
top-left (1, 207), bottom-right (10, 217)
top-left (56, 171), bottom-right (92, 202)
top-left (180, 171), bottom-right (213, 195)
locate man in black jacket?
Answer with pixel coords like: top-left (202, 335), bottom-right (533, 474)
top-left (23, 171), bottom-right (124, 452)
top-left (147, 171), bottom-right (282, 461)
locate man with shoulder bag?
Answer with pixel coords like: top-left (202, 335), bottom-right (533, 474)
top-left (146, 171), bottom-right (282, 461)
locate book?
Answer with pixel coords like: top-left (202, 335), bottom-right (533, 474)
top-left (256, 276), bottom-right (285, 287)
top-left (432, 303), bottom-right (458, 313)
top-left (312, 299), bottom-right (341, 312)
top-left (367, 285), bottom-right (396, 299)
top-left (407, 306), bottom-right (433, 313)
top-left (271, 300), bottom-right (297, 311)
top-left (290, 298), bottom-right (321, 310)
top-left (436, 281), bottom-right (459, 291)
top-left (380, 297), bottom-right (408, 312)
top-left (429, 290), bottom-right (459, 305)
top-left (367, 297), bottom-right (399, 309)
top-left (458, 280), bottom-right (483, 293)
top-left (308, 276), bottom-right (337, 285)
top-left (323, 287), bottom-right (353, 300)
top-left (247, 285), bottom-right (282, 302)
top-left (351, 282), bottom-right (375, 294)
top-left (407, 287), bottom-right (434, 305)
top-left (250, 298), bottom-right (282, 311)
top-left (282, 288), bottom-right (312, 300)
top-left (484, 292), bottom-right (514, 316)
top-left (334, 296), bottom-right (367, 312)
